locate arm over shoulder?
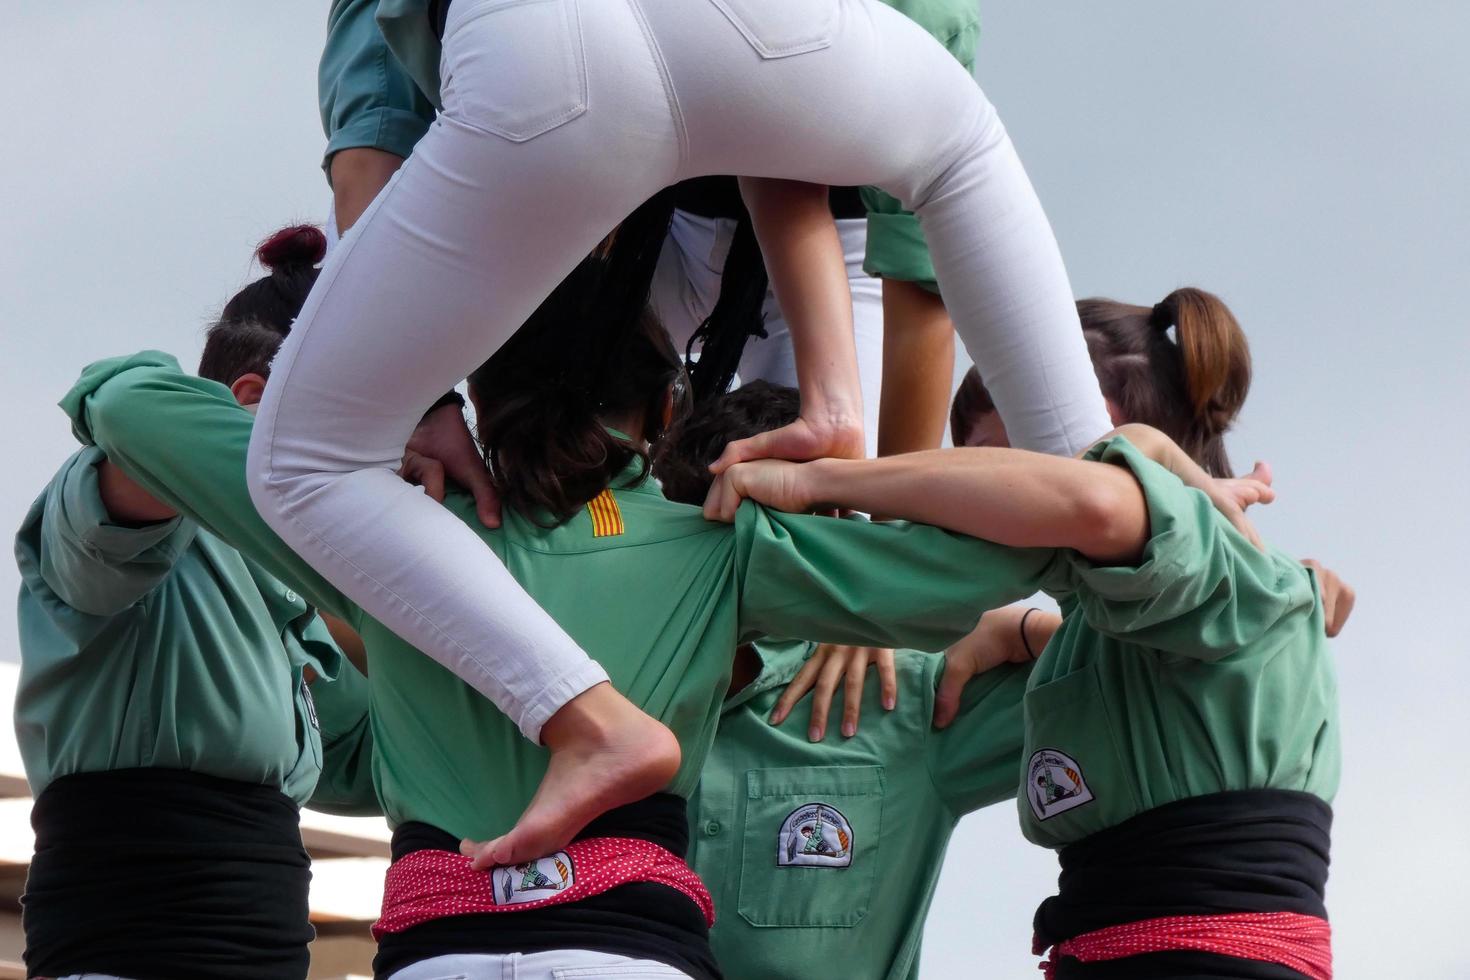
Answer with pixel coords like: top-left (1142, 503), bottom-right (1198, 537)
top-left (734, 503), bottom-right (1056, 652)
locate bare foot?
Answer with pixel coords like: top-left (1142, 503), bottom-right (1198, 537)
top-left (461, 682), bottom-right (680, 870)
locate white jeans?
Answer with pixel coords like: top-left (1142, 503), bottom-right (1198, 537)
top-left (386, 950), bottom-right (692, 980)
top-left (248, 0), bottom-right (1112, 739)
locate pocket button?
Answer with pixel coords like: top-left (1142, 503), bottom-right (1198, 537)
top-left (704, 820), bottom-right (721, 836)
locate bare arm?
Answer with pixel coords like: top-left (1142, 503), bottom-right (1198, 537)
top-left (712, 178), bottom-right (865, 469)
top-left (330, 147), bottom-right (405, 235)
top-left (877, 279), bottom-right (956, 458)
top-left (705, 444), bottom-right (1149, 564)
top-left (96, 458), bottom-right (176, 525)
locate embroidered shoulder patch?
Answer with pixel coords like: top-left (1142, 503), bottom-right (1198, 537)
top-left (777, 802), bottom-right (854, 868)
top-left (492, 851), bottom-right (575, 906)
top-left (1026, 748), bottom-right (1094, 821)
top-left (587, 489), bottom-right (625, 537)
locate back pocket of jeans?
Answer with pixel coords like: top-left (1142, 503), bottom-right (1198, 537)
top-left (441, 0), bottom-right (588, 141)
top-left (707, 0), bottom-right (837, 59)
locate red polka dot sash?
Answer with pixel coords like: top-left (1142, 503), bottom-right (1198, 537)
top-left (373, 837), bottom-right (715, 940)
top-left (1035, 912), bottom-right (1332, 979)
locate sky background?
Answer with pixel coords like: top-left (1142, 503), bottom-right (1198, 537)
top-left (2, 2), bottom-right (1467, 977)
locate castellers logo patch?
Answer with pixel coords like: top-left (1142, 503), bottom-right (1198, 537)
top-left (1027, 748), bottom-right (1094, 821)
top-left (493, 852), bottom-right (574, 906)
top-left (777, 803), bottom-right (854, 868)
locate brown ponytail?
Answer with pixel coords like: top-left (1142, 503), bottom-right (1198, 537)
top-left (952, 287), bottom-right (1252, 476)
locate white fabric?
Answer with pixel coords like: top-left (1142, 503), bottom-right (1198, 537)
top-left (386, 949), bottom-right (693, 980)
top-left (653, 212), bottom-right (887, 455)
top-left (248, 0), bottom-right (1111, 741)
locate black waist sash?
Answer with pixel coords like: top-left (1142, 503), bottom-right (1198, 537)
top-left (24, 768), bottom-right (312, 980)
top-left (373, 793), bottom-right (720, 980)
top-left (1035, 789), bottom-right (1332, 980)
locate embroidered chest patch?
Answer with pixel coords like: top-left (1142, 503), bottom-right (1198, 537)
top-left (492, 851), bottom-right (574, 906)
top-left (587, 489), bottom-right (625, 537)
top-left (1026, 748), bottom-right (1094, 821)
top-left (777, 803), bottom-right (854, 868)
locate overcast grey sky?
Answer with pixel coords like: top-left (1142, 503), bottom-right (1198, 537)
top-left (2, 3), bottom-right (1467, 977)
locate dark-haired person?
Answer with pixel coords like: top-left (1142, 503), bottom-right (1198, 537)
top-left (56, 257), bottom-right (1204, 978)
top-left (950, 288), bottom-right (1356, 635)
top-left (13, 226), bottom-right (375, 980)
top-left (703, 424), bottom-right (1340, 979)
top-left (653, 380), bottom-right (1044, 980)
top-left (257, 0), bottom-right (1119, 867)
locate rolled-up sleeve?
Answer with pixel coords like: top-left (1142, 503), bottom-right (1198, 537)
top-left (319, 0), bottom-right (435, 174)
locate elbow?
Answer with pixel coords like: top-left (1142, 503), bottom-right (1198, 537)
top-left (1074, 478), bottom-right (1148, 564)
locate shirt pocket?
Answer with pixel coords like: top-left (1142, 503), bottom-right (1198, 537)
top-left (706, 0), bottom-right (837, 59)
top-left (736, 765), bottom-right (884, 928)
top-left (440, 0), bottom-right (588, 141)
top-left (1020, 664), bottom-right (1141, 847)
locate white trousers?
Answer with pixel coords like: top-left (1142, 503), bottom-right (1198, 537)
top-left (386, 950), bottom-right (693, 980)
top-left (248, 0), bottom-right (1112, 739)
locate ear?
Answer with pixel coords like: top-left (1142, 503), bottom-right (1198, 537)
top-left (230, 373), bottom-right (268, 408)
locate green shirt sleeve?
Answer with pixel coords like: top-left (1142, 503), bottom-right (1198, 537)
top-left (305, 654), bottom-right (380, 816)
top-left (62, 352), bottom-right (361, 627)
top-left (319, 0), bottom-right (436, 174)
top-left (1045, 436), bottom-right (1319, 662)
top-left (734, 504), bottom-right (1058, 651)
top-left (924, 660), bottom-right (1029, 816)
top-left (35, 448), bottom-right (196, 617)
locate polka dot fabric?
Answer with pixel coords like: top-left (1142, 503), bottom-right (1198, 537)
top-left (1036, 911), bottom-right (1332, 979)
top-left (373, 837), bottom-right (716, 940)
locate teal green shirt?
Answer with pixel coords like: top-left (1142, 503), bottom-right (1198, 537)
top-left (64, 351), bottom-right (1057, 844)
top-left (13, 446), bottom-right (374, 812)
top-left (1021, 437), bottom-right (1341, 847)
top-left (692, 639), bottom-right (1030, 980)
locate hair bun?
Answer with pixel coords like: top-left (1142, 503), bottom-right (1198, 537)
top-left (256, 224), bottom-right (327, 272)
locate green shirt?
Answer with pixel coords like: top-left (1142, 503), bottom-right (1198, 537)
top-left (1022, 437), bottom-right (1340, 847)
top-left (65, 351), bottom-right (1057, 843)
top-left (13, 446), bottom-right (374, 812)
top-left (692, 639), bottom-right (1029, 980)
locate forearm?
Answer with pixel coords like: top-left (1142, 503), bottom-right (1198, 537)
top-left (876, 279), bottom-right (955, 457)
top-left (804, 448), bottom-right (1148, 563)
top-left (331, 147), bottom-right (404, 234)
top-left (738, 177), bottom-right (862, 428)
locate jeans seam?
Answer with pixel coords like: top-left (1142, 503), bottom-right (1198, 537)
top-left (624, 0), bottom-right (689, 169)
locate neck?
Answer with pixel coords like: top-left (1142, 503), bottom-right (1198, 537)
top-left (601, 407), bottom-right (648, 447)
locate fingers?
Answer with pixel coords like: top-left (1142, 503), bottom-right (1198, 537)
top-left (709, 433), bottom-right (765, 476)
top-left (1247, 460), bottom-right (1273, 487)
top-left (1302, 559), bottom-right (1356, 637)
top-left (400, 452), bottom-right (446, 502)
top-left (876, 648), bottom-right (897, 712)
top-left (702, 473), bottom-right (741, 523)
top-left (933, 653), bottom-right (971, 729)
top-left (841, 650), bottom-right (867, 737)
top-left (464, 468), bottom-right (503, 529)
top-left (807, 647), bottom-right (850, 742)
top-left (770, 653), bottom-right (824, 726)
top-left (1328, 580), bottom-right (1356, 637)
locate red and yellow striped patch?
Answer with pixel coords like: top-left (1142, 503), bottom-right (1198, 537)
top-left (587, 489), bottom-right (625, 538)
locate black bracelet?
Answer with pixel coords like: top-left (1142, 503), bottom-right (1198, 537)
top-left (426, 390), bottom-right (465, 416)
top-left (1019, 607), bottom-right (1042, 660)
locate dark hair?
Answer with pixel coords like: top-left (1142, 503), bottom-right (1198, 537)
top-left (469, 193), bottom-right (685, 525)
top-left (950, 287), bottom-right (1251, 476)
top-left (653, 380), bottom-right (800, 506)
top-left (197, 224), bottom-right (326, 384)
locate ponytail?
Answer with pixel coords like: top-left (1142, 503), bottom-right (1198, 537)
top-left (1144, 287), bottom-right (1251, 476)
